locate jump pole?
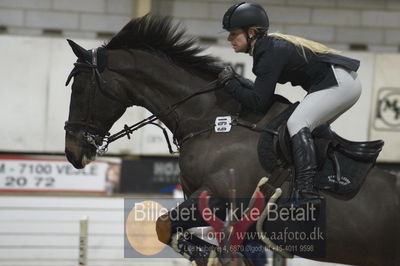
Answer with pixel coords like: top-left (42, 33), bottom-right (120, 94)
top-left (78, 216), bottom-right (88, 266)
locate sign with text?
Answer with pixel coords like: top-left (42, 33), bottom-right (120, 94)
top-left (0, 155), bottom-right (109, 193)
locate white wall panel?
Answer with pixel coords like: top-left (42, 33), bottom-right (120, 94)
top-left (370, 54), bottom-right (400, 162)
top-left (0, 36), bottom-right (50, 152)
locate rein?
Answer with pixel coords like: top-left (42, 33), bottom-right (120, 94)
top-left (104, 80), bottom-right (219, 154)
top-left (65, 47), bottom-right (220, 155)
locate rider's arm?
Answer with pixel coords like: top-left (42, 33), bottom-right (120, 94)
top-left (223, 39), bottom-right (290, 113)
top-left (224, 74), bottom-right (277, 113)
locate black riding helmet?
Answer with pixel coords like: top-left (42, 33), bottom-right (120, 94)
top-left (222, 2), bottom-right (269, 32)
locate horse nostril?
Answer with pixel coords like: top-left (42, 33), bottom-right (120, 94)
top-left (65, 149), bottom-right (84, 169)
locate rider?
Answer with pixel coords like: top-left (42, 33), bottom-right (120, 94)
top-left (218, 2), bottom-right (362, 204)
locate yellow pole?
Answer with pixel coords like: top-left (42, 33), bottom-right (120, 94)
top-left (134, 0), bottom-right (152, 18)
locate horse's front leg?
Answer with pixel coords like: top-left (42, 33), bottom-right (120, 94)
top-left (156, 188), bottom-right (227, 264)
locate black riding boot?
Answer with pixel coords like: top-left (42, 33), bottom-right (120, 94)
top-left (291, 127), bottom-right (322, 205)
top-left (170, 232), bottom-right (217, 265)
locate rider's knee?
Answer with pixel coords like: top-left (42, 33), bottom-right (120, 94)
top-left (156, 213), bottom-right (171, 244)
top-left (287, 116), bottom-right (309, 137)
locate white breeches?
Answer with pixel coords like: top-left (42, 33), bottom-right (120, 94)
top-left (287, 65), bottom-right (362, 137)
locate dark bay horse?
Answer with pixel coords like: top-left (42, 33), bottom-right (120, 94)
top-left (64, 15), bottom-right (400, 265)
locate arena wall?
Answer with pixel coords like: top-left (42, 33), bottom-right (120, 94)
top-left (0, 195), bottom-right (191, 266)
top-left (0, 0), bottom-right (399, 52)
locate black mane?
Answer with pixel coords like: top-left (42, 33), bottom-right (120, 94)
top-left (104, 14), bottom-right (222, 75)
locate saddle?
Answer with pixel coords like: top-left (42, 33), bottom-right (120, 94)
top-left (257, 103), bottom-right (384, 200)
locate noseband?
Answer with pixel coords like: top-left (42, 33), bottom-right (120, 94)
top-left (65, 48), bottom-right (220, 155)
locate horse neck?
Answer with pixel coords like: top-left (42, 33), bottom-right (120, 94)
top-left (121, 50), bottom-right (224, 140)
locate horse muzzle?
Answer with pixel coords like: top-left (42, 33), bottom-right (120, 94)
top-left (65, 131), bottom-right (97, 169)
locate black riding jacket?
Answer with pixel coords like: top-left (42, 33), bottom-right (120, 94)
top-left (224, 36), bottom-right (360, 112)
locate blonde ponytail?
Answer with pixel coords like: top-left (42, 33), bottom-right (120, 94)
top-left (267, 32), bottom-right (340, 60)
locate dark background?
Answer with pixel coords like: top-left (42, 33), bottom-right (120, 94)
top-left (120, 156), bottom-right (180, 194)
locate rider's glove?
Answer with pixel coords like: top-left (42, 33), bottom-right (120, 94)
top-left (236, 76), bottom-right (254, 89)
top-left (217, 66), bottom-right (236, 86)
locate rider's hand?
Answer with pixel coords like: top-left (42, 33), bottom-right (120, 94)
top-left (218, 66), bottom-right (235, 86)
top-left (236, 76), bottom-right (254, 89)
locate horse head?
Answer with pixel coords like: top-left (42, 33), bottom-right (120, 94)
top-left (64, 40), bottom-right (133, 168)
top-left (65, 15), bottom-right (253, 170)
top-left (64, 15), bottom-right (229, 168)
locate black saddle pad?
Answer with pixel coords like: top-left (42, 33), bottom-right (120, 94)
top-left (258, 104), bottom-right (384, 200)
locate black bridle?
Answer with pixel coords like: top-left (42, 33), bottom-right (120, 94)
top-left (65, 48), bottom-right (220, 155)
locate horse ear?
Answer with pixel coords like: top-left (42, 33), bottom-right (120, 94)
top-left (67, 39), bottom-right (91, 62)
